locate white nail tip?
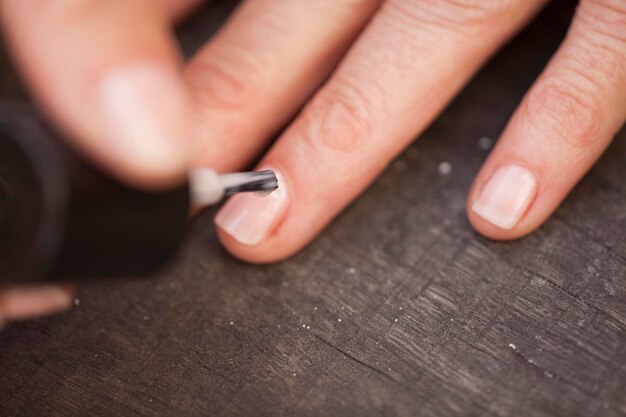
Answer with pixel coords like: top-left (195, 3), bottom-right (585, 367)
top-left (472, 165), bottom-right (537, 230)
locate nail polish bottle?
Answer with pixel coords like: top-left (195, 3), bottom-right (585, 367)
top-left (0, 101), bottom-right (276, 283)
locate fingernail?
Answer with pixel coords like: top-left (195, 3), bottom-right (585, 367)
top-left (99, 63), bottom-right (190, 175)
top-left (0, 285), bottom-right (73, 321)
top-left (472, 165), bottom-right (537, 230)
top-left (216, 170), bottom-right (288, 246)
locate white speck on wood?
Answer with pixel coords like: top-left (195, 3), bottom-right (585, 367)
top-left (508, 343), bottom-right (517, 350)
top-left (478, 136), bottom-right (493, 150)
top-left (438, 162), bottom-right (452, 175)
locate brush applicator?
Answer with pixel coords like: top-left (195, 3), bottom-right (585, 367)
top-left (0, 101), bottom-right (277, 283)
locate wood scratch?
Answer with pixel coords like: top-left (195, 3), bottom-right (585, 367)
top-left (312, 334), bottom-right (408, 389)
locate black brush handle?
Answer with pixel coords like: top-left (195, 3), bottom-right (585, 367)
top-left (0, 101), bottom-right (190, 283)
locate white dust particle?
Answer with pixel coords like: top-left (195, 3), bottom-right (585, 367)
top-left (230, 321), bottom-right (234, 326)
top-left (478, 136), bottom-right (493, 150)
top-left (394, 318), bottom-right (398, 323)
top-left (143, 315), bottom-right (150, 321)
top-left (347, 267), bottom-right (357, 274)
top-left (74, 299), bottom-right (80, 307)
top-left (337, 318), bottom-right (342, 323)
top-left (302, 324), bottom-right (306, 328)
top-left (399, 307), bottom-right (403, 311)
top-left (508, 343), bottom-right (517, 350)
top-left (393, 160), bottom-right (407, 173)
top-left (313, 306), bottom-right (318, 311)
top-left (278, 324), bottom-right (281, 328)
top-left (306, 326), bottom-right (311, 330)
top-left (438, 161), bottom-right (452, 175)
top-left (544, 370), bottom-right (554, 379)
top-left (149, 399), bottom-right (153, 403)
top-left (293, 373), bottom-right (297, 377)
top-left (94, 354), bottom-right (98, 358)
top-left (388, 368), bottom-right (392, 372)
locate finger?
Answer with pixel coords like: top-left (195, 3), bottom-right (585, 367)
top-left (215, 0), bottom-right (547, 262)
top-left (468, 0), bottom-right (626, 238)
top-left (0, 284), bottom-right (73, 322)
top-left (185, 0), bottom-right (382, 172)
top-left (156, 0), bottom-right (205, 22)
top-left (0, 0), bottom-right (194, 189)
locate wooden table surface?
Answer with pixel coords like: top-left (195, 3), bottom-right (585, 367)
top-left (1, 1), bottom-right (625, 416)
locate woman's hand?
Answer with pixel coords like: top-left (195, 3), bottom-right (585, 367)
top-left (197, 0), bottom-right (626, 261)
top-left (0, 0), bottom-right (624, 322)
top-left (0, 0), bottom-right (199, 323)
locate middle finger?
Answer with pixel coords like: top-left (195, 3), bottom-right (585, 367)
top-left (185, 0), bottom-right (382, 172)
top-left (215, 0), bottom-right (548, 262)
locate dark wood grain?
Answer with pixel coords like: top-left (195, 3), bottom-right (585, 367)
top-left (1, 1), bottom-right (625, 416)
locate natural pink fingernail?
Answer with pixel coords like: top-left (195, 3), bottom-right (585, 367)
top-left (472, 165), bottom-right (537, 230)
top-left (99, 63), bottom-right (190, 175)
top-left (215, 170), bottom-right (288, 246)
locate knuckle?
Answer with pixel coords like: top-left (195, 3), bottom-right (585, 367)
top-left (188, 47), bottom-right (262, 111)
top-left (385, 0), bottom-right (517, 30)
top-left (578, 0), bottom-right (626, 45)
top-left (563, 39), bottom-right (625, 90)
top-left (525, 73), bottom-right (603, 150)
top-left (296, 82), bottom-right (375, 156)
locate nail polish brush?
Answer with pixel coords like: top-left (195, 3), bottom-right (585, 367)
top-left (0, 101), bottom-right (278, 283)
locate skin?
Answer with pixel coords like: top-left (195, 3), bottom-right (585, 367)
top-left (0, 0), bottom-right (624, 324)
